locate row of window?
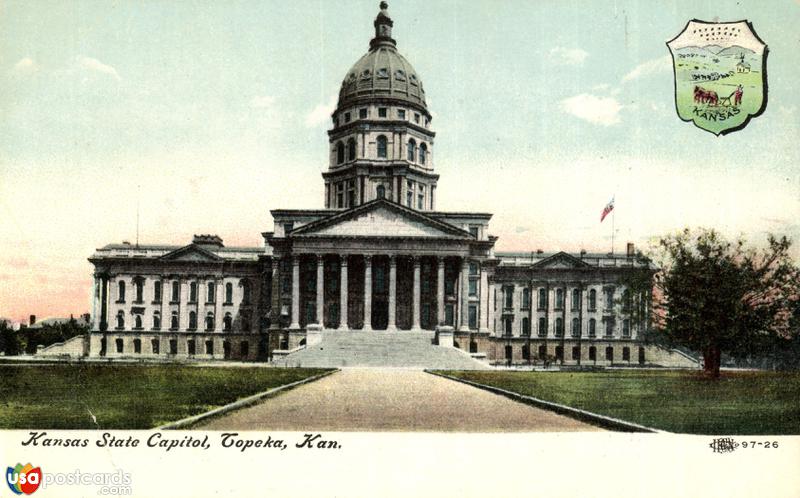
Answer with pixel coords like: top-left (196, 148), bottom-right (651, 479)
top-left (338, 106), bottom-right (427, 127)
top-left (102, 337), bottom-right (251, 357)
top-left (505, 344), bottom-right (645, 363)
top-left (115, 280), bottom-right (251, 305)
top-left (502, 287), bottom-right (631, 312)
top-left (114, 310), bottom-right (250, 332)
top-left (335, 136), bottom-right (429, 164)
top-left (504, 317), bottom-right (632, 338)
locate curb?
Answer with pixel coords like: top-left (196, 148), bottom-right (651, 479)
top-left (426, 370), bottom-right (663, 433)
top-left (157, 369), bottom-right (339, 430)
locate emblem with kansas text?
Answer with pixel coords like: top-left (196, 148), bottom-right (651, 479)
top-left (667, 20), bottom-right (767, 135)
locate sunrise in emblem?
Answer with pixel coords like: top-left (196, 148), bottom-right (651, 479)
top-left (667, 19), bottom-right (767, 135)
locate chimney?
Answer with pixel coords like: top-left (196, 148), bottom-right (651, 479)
top-left (536, 249), bottom-right (543, 254)
top-left (29, 314), bottom-right (36, 326)
top-left (626, 242), bottom-right (635, 257)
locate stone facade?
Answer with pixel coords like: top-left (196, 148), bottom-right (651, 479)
top-left (78, 4), bottom-right (696, 369)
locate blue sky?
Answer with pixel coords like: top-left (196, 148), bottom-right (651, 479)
top-left (1, 0), bottom-right (799, 320)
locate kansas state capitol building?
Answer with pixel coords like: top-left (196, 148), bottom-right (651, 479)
top-left (78, 3), bottom-right (694, 368)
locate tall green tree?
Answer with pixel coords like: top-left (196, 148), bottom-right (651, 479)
top-left (653, 229), bottom-right (799, 378)
top-left (0, 320), bottom-right (23, 356)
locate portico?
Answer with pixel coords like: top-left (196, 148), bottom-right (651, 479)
top-left (266, 199), bottom-right (496, 334)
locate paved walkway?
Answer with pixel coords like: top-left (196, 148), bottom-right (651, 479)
top-left (199, 369), bottom-right (601, 432)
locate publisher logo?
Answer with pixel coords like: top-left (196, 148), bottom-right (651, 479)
top-left (6, 463), bottom-right (42, 495)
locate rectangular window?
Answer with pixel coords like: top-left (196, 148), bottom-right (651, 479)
top-left (379, 107), bottom-right (387, 118)
top-left (417, 192), bottom-right (424, 210)
top-left (469, 262), bottom-right (479, 275)
top-left (397, 109), bottom-right (405, 119)
top-left (504, 287), bottom-right (513, 309)
top-left (445, 304), bottom-right (454, 326)
top-left (169, 339), bottom-right (177, 355)
top-left (374, 266), bottom-right (385, 293)
top-left (468, 279), bottom-right (477, 296)
top-left (344, 112), bottom-right (351, 123)
top-left (605, 287), bottom-right (615, 310)
top-left (469, 226), bottom-right (479, 238)
top-left (407, 191), bottom-right (413, 207)
top-left (336, 183), bottom-right (345, 209)
top-left (153, 281), bottom-right (162, 303)
top-left (347, 180), bottom-right (356, 208)
top-left (468, 305), bottom-right (477, 329)
top-left (359, 108), bottom-right (367, 119)
top-left (414, 113), bottom-right (420, 123)
top-left (283, 222), bottom-right (294, 235)
top-left (605, 319), bottom-right (614, 337)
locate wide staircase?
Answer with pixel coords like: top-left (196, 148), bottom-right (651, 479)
top-left (276, 330), bottom-right (489, 369)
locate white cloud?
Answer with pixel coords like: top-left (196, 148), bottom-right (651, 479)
top-left (621, 55), bottom-right (671, 83)
top-left (250, 95), bottom-right (276, 108)
top-left (305, 95), bottom-right (337, 128)
top-left (560, 93), bottom-right (622, 126)
top-left (548, 46), bottom-right (589, 66)
top-left (12, 57), bottom-right (39, 74)
top-left (77, 56), bottom-right (121, 81)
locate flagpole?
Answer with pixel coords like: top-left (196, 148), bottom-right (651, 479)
top-left (611, 201), bottom-right (615, 255)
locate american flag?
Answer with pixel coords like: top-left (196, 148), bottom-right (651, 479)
top-left (600, 197), bottom-right (615, 222)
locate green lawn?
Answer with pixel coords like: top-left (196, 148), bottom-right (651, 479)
top-left (0, 364), bottom-right (331, 429)
top-left (438, 370), bottom-right (800, 434)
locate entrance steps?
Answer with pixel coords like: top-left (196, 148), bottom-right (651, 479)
top-left (276, 330), bottom-right (489, 369)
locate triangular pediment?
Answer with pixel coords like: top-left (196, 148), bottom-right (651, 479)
top-left (291, 200), bottom-right (472, 239)
top-left (533, 252), bottom-right (591, 269)
top-left (160, 245), bottom-right (221, 262)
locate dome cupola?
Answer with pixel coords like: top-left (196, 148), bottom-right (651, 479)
top-left (336, 2), bottom-right (428, 114)
top-left (322, 3), bottom-right (438, 213)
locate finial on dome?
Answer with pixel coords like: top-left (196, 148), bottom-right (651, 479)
top-left (371, 0), bottom-right (395, 49)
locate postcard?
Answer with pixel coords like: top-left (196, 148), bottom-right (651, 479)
top-left (1, 1), bottom-right (798, 496)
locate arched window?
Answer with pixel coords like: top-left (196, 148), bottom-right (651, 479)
top-left (419, 143), bottom-right (427, 165)
top-left (205, 312), bottom-right (214, 331)
top-left (376, 135), bottom-right (387, 158)
top-left (407, 139), bottom-right (416, 162)
top-left (134, 279), bottom-right (144, 303)
top-left (117, 281), bottom-right (126, 302)
top-left (571, 317), bottom-right (580, 337)
top-left (189, 282), bottom-right (197, 302)
top-left (522, 317), bottom-right (530, 336)
top-left (538, 317), bottom-right (547, 337)
top-left (223, 313), bottom-right (232, 331)
top-left (347, 138), bottom-right (356, 161)
top-left (153, 311), bottom-right (161, 330)
top-left (116, 311), bottom-right (124, 329)
top-left (171, 311), bottom-right (178, 330)
top-left (588, 289), bottom-right (597, 310)
top-left (571, 288), bottom-right (580, 310)
top-left (207, 282), bottom-right (215, 303)
top-left (188, 311), bottom-right (197, 330)
top-left (555, 317), bottom-right (564, 337)
top-left (171, 281), bottom-right (180, 302)
top-left (336, 141), bottom-right (345, 164)
top-left (134, 315), bottom-right (142, 329)
top-left (241, 280), bottom-right (251, 305)
top-left (377, 185), bottom-right (386, 199)
top-left (225, 282), bottom-right (233, 304)
top-left (589, 318), bottom-right (596, 337)
top-left (538, 288), bottom-right (547, 309)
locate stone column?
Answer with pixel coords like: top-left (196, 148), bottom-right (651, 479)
top-left (387, 255), bottom-right (397, 331)
top-left (363, 255), bottom-right (372, 331)
top-left (412, 256), bottom-right (421, 330)
top-left (487, 281), bottom-right (495, 335)
top-left (269, 263), bottom-right (281, 331)
top-left (289, 255), bottom-right (300, 330)
top-left (315, 255), bottom-right (324, 326)
top-left (479, 266), bottom-right (489, 332)
top-left (339, 255), bottom-right (348, 330)
top-left (459, 258), bottom-right (470, 332)
top-left (436, 257), bottom-right (445, 325)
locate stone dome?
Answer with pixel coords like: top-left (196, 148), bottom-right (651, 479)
top-left (336, 3), bottom-right (427, 113)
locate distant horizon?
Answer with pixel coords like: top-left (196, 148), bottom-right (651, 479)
top-left (2, 0), bottom-right (798, 322)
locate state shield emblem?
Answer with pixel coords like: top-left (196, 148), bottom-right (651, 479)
top-left (667, 20), bottom-right (767, 135)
